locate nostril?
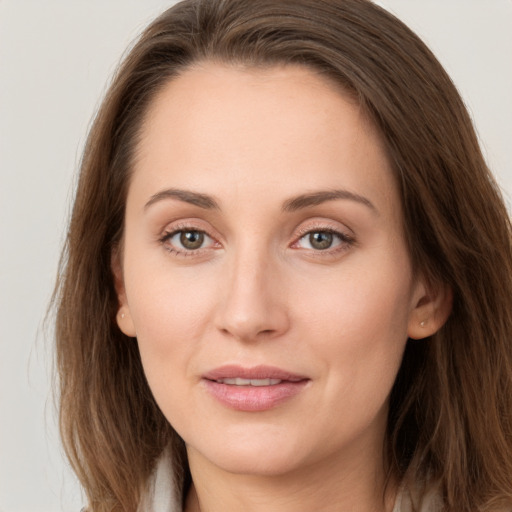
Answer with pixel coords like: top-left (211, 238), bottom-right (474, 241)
top-left (219, 327), bottom-right (274, 337)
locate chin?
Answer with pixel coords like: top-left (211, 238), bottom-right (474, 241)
top-left (206, 451), bottom-right (306, 477)
top-left (186, 429), bottom-right (310, 477)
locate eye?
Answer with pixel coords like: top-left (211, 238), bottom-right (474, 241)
top-left (177, 230), bottom-right (206, 250)
top-left (161, 229), bottom-right (215, 253)
top-left (295, 229), bottom-right (352, 251)
top-left (302, 231), bottom-right (335, 250)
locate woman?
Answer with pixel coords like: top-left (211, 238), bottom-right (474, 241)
top-left (54, 0), bottom-right (512, 511)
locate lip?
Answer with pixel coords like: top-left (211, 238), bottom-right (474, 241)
top-left (202, 365), bottom-right (310, 412)
top-left (203, 364), bottom-right (308, 382)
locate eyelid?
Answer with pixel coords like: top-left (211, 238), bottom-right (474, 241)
top-left (158, 218), bottom-right (217, 240)
top-left (293, 218), bottom-right (354, 240)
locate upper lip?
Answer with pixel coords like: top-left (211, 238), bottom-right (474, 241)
top-left (202, 365), bottom-right (308, 382)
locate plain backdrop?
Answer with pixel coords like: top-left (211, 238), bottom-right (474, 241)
top-left (0, 1), bottom-right (511, 511)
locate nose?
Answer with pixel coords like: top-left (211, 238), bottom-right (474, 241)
top-left (214, 248), bottom-right (290, 342)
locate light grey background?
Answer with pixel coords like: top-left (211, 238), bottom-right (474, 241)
top-left (1, 1), bottom-right (511, 511)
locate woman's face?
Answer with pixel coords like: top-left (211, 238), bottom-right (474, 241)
top-left (116, 63), bottom-right (429, 477)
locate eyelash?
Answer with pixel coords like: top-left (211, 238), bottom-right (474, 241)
top-left (158, 223), bottom-right (355, 257)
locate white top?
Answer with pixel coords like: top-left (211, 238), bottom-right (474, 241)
top-left (137, 452), bottom-right (444, 512)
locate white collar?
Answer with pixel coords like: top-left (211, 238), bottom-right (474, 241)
top-left (138, 450), bottom-right (181, 512)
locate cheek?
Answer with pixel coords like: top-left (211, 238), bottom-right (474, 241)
top-left (127, 277), bottom-right (211, 431)
top-left (294, 251), bottom-right (413, 395)
top-left (123, 255), bottom-right (219, 389)
top-left (296, 248), bottom-right (413, 338)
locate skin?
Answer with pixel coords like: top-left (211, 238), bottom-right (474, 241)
top-left (114, 63), bottom-right (449, 512)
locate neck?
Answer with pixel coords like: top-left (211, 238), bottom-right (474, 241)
top-left (184, 445), bottom-right (397, 512)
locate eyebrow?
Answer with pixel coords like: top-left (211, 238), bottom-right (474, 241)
top-left (144, 188), bottom-right (220, 211)
top-left (144, 187), bottom-right (377, 215)
top-left (282, 189), bottom-right (378, 215)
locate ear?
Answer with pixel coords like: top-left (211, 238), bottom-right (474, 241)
top-left (111, 247), bottom-right (137, 337)
top-left (407, 277), bottom-right (452, 340)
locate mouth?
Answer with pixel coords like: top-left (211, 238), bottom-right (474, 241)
top-left (213, 377), bottom-right (285, 386)
top-left (202, 365), bottom-right (309, 412)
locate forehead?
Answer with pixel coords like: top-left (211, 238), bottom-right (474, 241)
top-left (131, 62), bottom-right (398, 216)
top-left (139, 62), bottom-right (368, 148)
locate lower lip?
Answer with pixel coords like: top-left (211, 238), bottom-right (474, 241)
top-left (202, 380), bottom-right (309, 412)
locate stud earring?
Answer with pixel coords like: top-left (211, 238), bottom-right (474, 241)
top-left (420, 320), bottom-right (426, 327)
top-left (121, 313), bottom-right (125, 319)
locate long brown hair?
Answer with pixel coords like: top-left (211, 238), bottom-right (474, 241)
top-left (53, 1), bottom-right (512, 510)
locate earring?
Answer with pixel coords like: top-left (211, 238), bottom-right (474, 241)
top-left (121, 313), bottom-right (125, 319)
top-left (420, 320), bottom-right (426, 327)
